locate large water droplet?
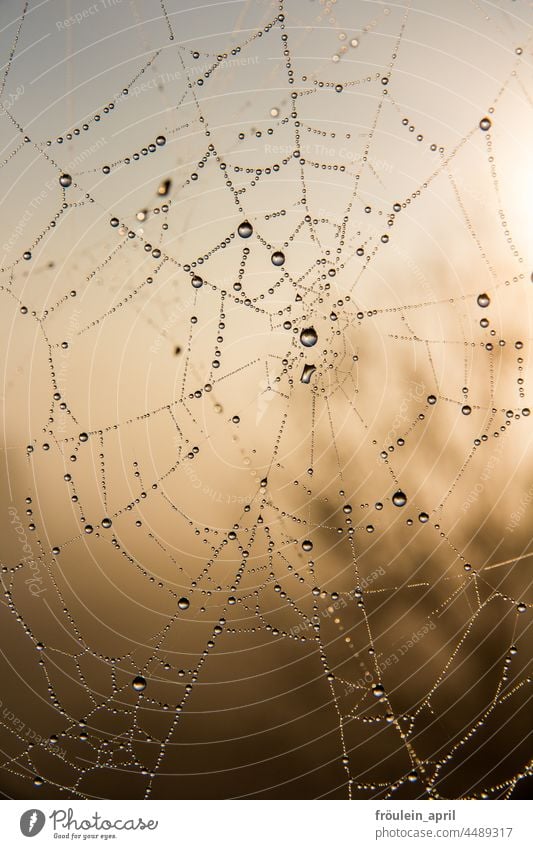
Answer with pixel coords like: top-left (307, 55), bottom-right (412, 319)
top-left (59, 173), bottom-right (72, 188)
top-left (271, 250), bottom-right (285, 266)
top-left (477, 292), bottom-right (490, 308)
top-left (238, 220), bottom-right (253, 238)
top-left (132, 675), bottom-right (146, 692)
top-left (191, 275), bottom-right (203, 289)
top-left (479, 117), bottom-right (491, 131)
top-left (300, 364), bottom-right (316, 384)
top-left (178, 597), bottom-right (190, 610)
top-left (300, 327), bottom-right (318, 347)
top-left (392, 490), bottom-right (407, 507)
top-left (158, 178), bottom-right (171, 196)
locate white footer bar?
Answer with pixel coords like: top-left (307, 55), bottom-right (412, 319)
top-left (3, 799), bottom-right (530, 848)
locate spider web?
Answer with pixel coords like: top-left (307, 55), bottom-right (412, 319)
top-left (0, 0), bottom-right (532, 800)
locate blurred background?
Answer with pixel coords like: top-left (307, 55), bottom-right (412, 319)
top-left (0, 0), bottom-right (531, 800)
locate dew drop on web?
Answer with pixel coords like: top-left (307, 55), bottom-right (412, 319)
top-left (238, 220), bottom-right (253, 238)
top-left (300, 363), bottom-right (316, 384)
top-left (300, 327), bottom-right (318, 347)
top-left (392, 490), bottom-right (407, 507)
